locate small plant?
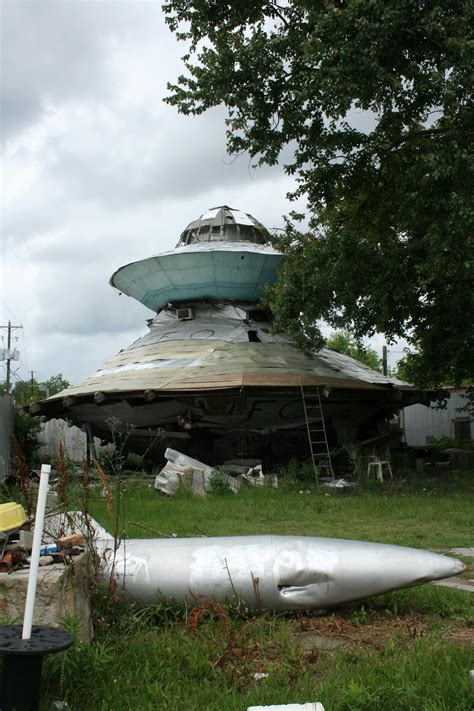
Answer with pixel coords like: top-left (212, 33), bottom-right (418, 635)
top-left (279, 458), bottom-right (317, 488)
top-left (81, 457), bottom-right (91, 516)
top-left (13, 438), bottom-right (33, 516)
top-left (44, 615), bottom-right (114, 701)
top-left (54, 442), bottom-right (74, 509)
top-left (188, 594), bottom-right (230, 633)
top-left (209, 468), bottom-right (233, 495)
top-left (12, 410), bottom-right (41, 469)
top-left (350, 605), bottom-right (368, 625)
top-left (433, 435), bottom-right (474, 451)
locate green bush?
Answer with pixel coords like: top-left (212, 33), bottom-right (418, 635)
top-left (433, 436), bottom-right (474, 451)
top-left (208, 468), bottom-right (233, 495)
top-left (13, 411), bottom-right (41, 469)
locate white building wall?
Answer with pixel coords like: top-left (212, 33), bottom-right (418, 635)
top-left (402, 390), bottom-right (473, 447)
top-left (37, 419), bottom-right (111, 462)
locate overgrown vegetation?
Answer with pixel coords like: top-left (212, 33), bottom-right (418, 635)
top-left (41, 602), bottom-right (472, 711)
top-left (12, 461), bottom-right (468, 710)
top-left (1, 443), bottom-right (472, 710)
top-left (0, 372), bottom-right (71, 471)
top-left (324, 330), bottom-right (381, 372)
top-left (433, 435), bottom-right (474, 451)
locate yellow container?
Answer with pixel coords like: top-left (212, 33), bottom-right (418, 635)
top-left (0, 502), bottom-right (27, 532)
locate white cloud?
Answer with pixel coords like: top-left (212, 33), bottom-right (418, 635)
top-left (1, 1), bottom-right (304, 386)
top-left (1, 0), bottom-right (399, 391)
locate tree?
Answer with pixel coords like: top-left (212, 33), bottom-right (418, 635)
top-left (3, 373), bottom-right (70, 407)
top-left (8, 379), bottom-right (41, 407)
top-left (325, 330), bottom-right (381, 371)
top-left (43, 373), bottom-right (70, 398)
top-left (164, 0), bottom-right (474, 387)
top-left (2, 373), bottom-right (71, 468)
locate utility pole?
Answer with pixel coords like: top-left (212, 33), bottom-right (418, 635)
top-left (0, 321), bottom-right (22, 393)
top-left (30, 371), bottom-right (37, 398)
top-left (382, 345), bottom-right (388, 376)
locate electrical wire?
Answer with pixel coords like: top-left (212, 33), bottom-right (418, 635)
top-left (19, 329), bottom-right (30, 376)
top-left (0, 297), bottom-right (21, 323)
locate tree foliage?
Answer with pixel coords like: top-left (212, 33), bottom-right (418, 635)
top-left (0, 373), bottom-right (70, 468)
top-left (325, 330), bottom-right (381, 372)
top-left (43, 373), bottom-right (70, 398)
top-left (164, 0), bottom-right (474, 386)
top-left (0, 373), bottom-right (70, 406)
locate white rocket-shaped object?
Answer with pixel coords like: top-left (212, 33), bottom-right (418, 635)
top-left (92, 530), bottom-right (465, 611)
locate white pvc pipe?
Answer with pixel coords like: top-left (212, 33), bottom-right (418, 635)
top-left (22, 463), bottom-right (51, 640)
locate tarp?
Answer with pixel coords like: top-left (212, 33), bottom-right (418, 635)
top-left (49, 304), bottom-right (410, 399)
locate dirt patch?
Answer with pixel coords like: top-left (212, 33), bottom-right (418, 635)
top-left (291, 610), bottom-right (473, 651)
top-left (298, 632), bottom-right (347, 651)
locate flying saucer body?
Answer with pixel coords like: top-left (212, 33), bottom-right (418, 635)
top-left (36, 206), bottom-right (418, 462)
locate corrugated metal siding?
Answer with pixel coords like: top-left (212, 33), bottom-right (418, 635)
top-left (402, 391), bottom-right (473, 446)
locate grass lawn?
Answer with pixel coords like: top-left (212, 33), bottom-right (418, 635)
top-left (24, 469), bottom-right (474, 708)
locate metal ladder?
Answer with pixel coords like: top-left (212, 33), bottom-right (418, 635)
top-left (301, 383), bottom-right (335, 483)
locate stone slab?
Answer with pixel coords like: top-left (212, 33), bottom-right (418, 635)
top-left (450, 547), bottom-right (474, 558)
top-left (298, 633), bottom-right (347, 651)
top-left (0, 553), bottom-right (93, 642)
top-left (433, 579), bottom-right (474, 593)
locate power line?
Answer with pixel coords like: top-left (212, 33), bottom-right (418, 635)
top-left (0, 298), bottom-right (21, 323)
top-left (19, 328), bottom-right (30, 375)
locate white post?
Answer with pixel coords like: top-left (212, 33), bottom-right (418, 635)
top-left (22, 463), bottom-right (51, 640)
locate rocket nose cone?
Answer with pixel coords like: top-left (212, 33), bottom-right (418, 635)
top-left (432, 554), bottom-right (466, 581)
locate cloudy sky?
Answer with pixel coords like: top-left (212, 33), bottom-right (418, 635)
top-left (1, 0), bottom-right (404, 389)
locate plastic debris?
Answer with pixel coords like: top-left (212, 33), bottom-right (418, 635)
top-left (0, 503), bottom-right (26, 533)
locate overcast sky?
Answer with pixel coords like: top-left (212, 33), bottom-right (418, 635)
top-left (1, 0), bottom-right (404, 389)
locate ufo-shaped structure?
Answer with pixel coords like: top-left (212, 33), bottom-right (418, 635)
top-left (33, 206), bottom-right (418, 465)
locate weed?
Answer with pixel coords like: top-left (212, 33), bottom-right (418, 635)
top-left (13, 438), bottom-right (33, 516)
top-left (209, 467), bottom-right (234, 495)
top-left (55, 442), bottom-right (72, 509)
top-left (350, 605), bottom-right (368, 625)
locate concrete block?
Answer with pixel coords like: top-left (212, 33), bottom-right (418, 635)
top-left (0, 552), bottom-right (93, 642)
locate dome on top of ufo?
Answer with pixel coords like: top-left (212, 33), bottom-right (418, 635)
top-left (176, 205), bottom-right (268, 247)
top-left (109, 206), bottom-right (282, 313)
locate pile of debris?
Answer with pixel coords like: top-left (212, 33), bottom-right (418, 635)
top-left (0, 501), bottom-right (86, 574)
top-left (154, 448), bottom-right (277, 496)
